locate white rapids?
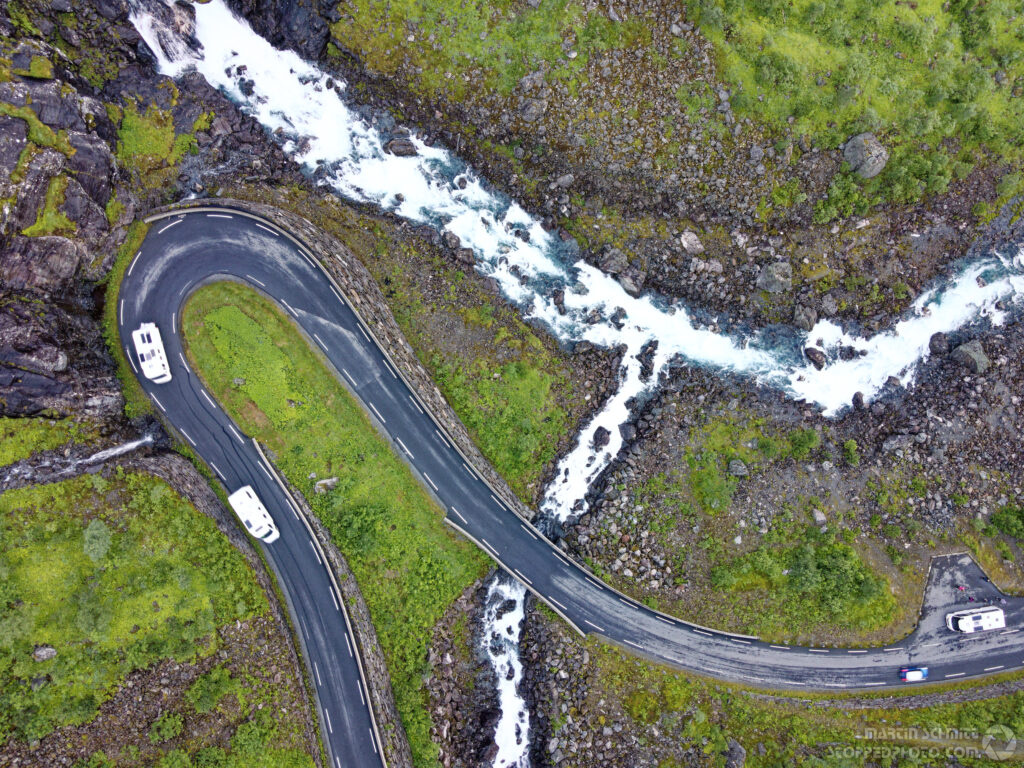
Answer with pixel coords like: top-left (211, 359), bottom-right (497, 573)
top-left (129, 2), bottom-right (1024, 765)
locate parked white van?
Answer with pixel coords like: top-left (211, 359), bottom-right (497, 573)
top-left (228, 485), bottom-right (280, 543)
top-left (945, 606), bottom-right (1006, 633)
top-left (131, 323), bottom-right (172, 384)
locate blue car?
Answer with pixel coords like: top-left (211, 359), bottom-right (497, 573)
top-left (900, 667), bottom-right (929, 682)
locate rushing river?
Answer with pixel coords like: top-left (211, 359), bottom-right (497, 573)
top-left (130, 2), bottom-right (1024, 765)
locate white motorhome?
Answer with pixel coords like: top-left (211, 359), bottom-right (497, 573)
top-left (227, 485), bottom-right (280, 544)
top-left (131, 323), bottom-right (172, 384)
top-left (945, 606), bottom-right (1006, 633)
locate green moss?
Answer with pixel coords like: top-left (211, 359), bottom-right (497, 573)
top-left (104, 194), bottom-right (125, 227)
top-left (181, 281), bottom-right (489, 768)
top-left (0, 471), bottom-right (267, 742)
top-left (12, 56), bottom-right (54, 80)
top-left (116, 102), bottom-right (177, 174)
top-left (0, 416), bottom-right (97, 466)
top-left (21, 175), bottom-right (76, 237)
top-left (0, 102), bottom-right (74, 156)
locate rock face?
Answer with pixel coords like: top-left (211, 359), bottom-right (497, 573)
top-left (842, 132), bottom-right (889, 179)
top-left (226, 0), bottom-right (328, 60)
top-left (755, 262), bottom-right (792, 293)
top-left (1, 236), bottom-right (88, 294)
top-left (950, 339), bottom-right (990, 374)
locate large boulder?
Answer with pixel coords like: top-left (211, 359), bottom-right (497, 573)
top-left (756, 261), bottom-right (793, 293)
top-left (951, 339), bottom-right (990, 374)
top-left (843, 132), bottom-right (889, 179)
top-left (598, 246), bottom-right (629, 275)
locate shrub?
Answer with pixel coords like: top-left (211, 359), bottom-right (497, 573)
top-left (149, 712), bottom-right (184, 744)
top-left (787, 428), bottom-right (820, 460)
top-left (624, 689), bottom-right (660, 725)
top-left (83, 519), bottom-right (111, 563)
top-left (186, 666), bottom-right (237, 714)
top-left (755, 50), bottom-right (804, 90)
top-left (231, 714), bottom-right (275, 757)
top-left (990, 506), bottom-right (1024, 540)
top-left (842, 439), bottom-right (860, 467)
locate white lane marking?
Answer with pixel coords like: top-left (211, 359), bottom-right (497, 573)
top-left (127, 251), bottom-right (140, 276)
top-left (151, 393), bottom-right (166, 412)
top-left (730, 638), bottom-right (751, 645)
top-left (693, 629), bottom-right (712, 637)
top-left (769, 645), bottom-right (790, 650)
top-left (344, 633), bottom-right (353, 658)
top-left (788, 681), bottom-right (806, 686)
top-left (158, 219), bottom-right (181, 233)
top-left (618, 598), bottom-right (634, 608)
top-left (396, 437), bottom-right (413, 458)
top-left (359, 325), bottom-right (371, 342)
top-left (383, 359), bottom-right (398, 379)
top-left (822, 683), bottom-right (847, 688)
top-left (314, 661), bottom-right (323, 687)
top-left (848, 650), bottom-right (868, 654)
top-left (178, 352), bottom-right (188, 368)
top-left (342, 368), bottom-right (357, 385)
top-left (624, 639), bottom-right (643, 650)
top-left (1001, 629), bottom-right (1020, 635)
top-left (514, 568), bottom-right (533, 585)
top-left (330, 590), bottom-right (339, 612)
top-left (462, 461), bottom-right (474, 476)
top-left (863, 681), bottom-right (885, 687)
top-left (331, 287), bottom-right (345, 305)
top-left (126, 348), bottom-right (138, 374)
top-left (201, 390), bottom-right (216, 408)
top-left (423, 472), bottom-right (439, 491)
top-left (258, 462), bottom-right (272, 480)
top-left (655, 616), bottom-right (674, 626)
top-left (245, 274), bottom-right (266, 287)
top-left (289, 501), bottom-right (299, 520)
top-left (178, 283), bottom-right (189, 297)
top-left (180, 429), bottom-right (196, 446)
top-left (282, 299), bottom-right (297, 317)
top-left (408, 395), bottom-right (423, 413)
top-left (808, 649), bottom-right (830, 653)
top-left (309, 540), bottom-right (322, 565)
top-left (985, 665), bottom-right (1005, 672)
top-left (922, 642), bottom-right (941, 647)
top-left (550, 596), bottom-right (567, 610)
top-left (206, 213), bottom-right (234, 219)
top-left (584, 619), bottom-right (605, 632)
top-left (171, 312), bottom-right (176, 332)
top-left (255, 222), bottom-right (278, 236)
top-left (358, 681), bottom-right (366, 706)
top-left (336, 757), bottom-right (342, 768)
top-left (584, 576), bottom-right (605, 591)
top-left (434, 429), bottom-right (449, 447)
top-left (228, 424), bottom-right (244, 443)
top-left (450, 506), bottom-right (467, 524)
top-left (490, 493), bottom-right (504, 508)
top-left (211, 462), bottom-right (225, 480)
top-left (883, 647), bottom-right (903, 652)
top-left (313, 333), bottom-right (328, 351)
top-left (324, 709), bottom-right (333, 734)
top-left (519, 524), bottom-right (537, 541)
top-left (119, 300), bottom-right (124, 326)
top-left (367, 401), bottom-right (386, 423)
top-left (945, 672), bottom-right (965, 678)
top-left (369, 730), bottom-right (378, 754)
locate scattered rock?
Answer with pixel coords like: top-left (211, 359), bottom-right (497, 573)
top-left (592, 426), bottom-right (611, 450)
top-left (728, 459), bottom-right (748, 477)
top-left (679, 230), bottom-right (704, 254)
top-left (725, 737), bottom-right (747, 768)
top-left (812, 509), bottom-right (827, 525)
top-left (314, 477), bottom-right (339, 494)
top-left (32, 645), bottom-right (57, 662)
top-left (384, 137), bottom-right (417, 157)
top-left (950, 339), bottom-right (990, 374)
top-left (755, 262), bottom-right (792, 293)
top-left (598, 246), bottom-right (628, 275)
top-left (793, 305), bottom-right (817, 332)
top-left (928, 332), bottom-right (950, 356)
top-left (842, 132), bottom-right (889, 179)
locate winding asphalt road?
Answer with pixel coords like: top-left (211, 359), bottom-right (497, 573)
top-left (120, 206), bottom-right (1024, 764)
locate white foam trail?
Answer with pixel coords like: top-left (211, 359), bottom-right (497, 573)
top-left (83, 434), bottom-right (155, 464)
top-left (130, 0), bottom-right (1024, 521)
top-left (481, 575), bottom-right (530, 768)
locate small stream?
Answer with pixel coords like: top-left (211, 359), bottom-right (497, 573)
top-left (128, 2), bottom-right (1024, 764)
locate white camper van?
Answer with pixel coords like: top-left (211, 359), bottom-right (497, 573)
top-left (227, 485), bottom-right (280, 543)
top-left (945, 606), bottom-right (1006, 633)
top-left (131, 323), bottom-right (172, 384)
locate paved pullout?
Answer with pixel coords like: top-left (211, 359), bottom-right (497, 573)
top-left (119, 207), bottom-right (1024, 764)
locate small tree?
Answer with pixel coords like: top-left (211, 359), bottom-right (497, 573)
top-left (149, 712), bottom-right (184, 745)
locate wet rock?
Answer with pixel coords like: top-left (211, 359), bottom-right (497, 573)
top-left (384, 137), bottom-right (418, 157)
top-left (728, 459), bottom-right (748, 477)
top-left (928, 332), bottom-right (950, 356)
top-left (804, 347), bottom-right (826, 370)
top-left (617, 265), bottom-right (645, 297)
top-left (598, 246), bottom-right (628, 275)
top-left (552, 288), bottom-right (566, 315)
top-left (793, 304), bottom-right (817, 332)
top-left (32, 645), bottom-right (56, 662)
top-left (442, 231), bottom-right (461, 251)
top-left (755, 261), bottom-right (792, 293)
top-left (592, 426), bottom-right (611, 450)
top-left (619, 423), bottom-right (637, 443)
top-left (950, 339), bottom-right (990, 374)
top-left (636, 340), bottom-right (658, 381)
top-left (842, 132), bottom-right (889, 179)
top-left (852, 391), bottom-right (865, 410)
top-left (679, 230), bottom-right (704, 254)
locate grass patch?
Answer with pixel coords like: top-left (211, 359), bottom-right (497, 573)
top-left (100, 219), bottom-right (153, 419)
top-left (21, 175), bottom-right (76, 237)
top-left (0, 417), bottom-right (97, 465)
top-left (181, 280), bottom-right (489, 767)
top-left (0, 471), bottom-right (267, 743)
top-left (0, 102), bottom-right (75, 156)
top-left (116, 103), bottom-right (198, 189)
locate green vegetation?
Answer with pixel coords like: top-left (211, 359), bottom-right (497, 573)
top-left (0, 471), bottom-right (266, 743)
top-left (149, 712), bottom-right (184, 745)
top-left (0, 102), bottom-right (75, 156)
top-left (11, 55), bottom-right (54, 80)
top-left (333, 0), bottom-right (645, 97)
top-left (100, 220), bottom-right (154, 419)
top-left (990, 505), bottom-right (1024, 540)
top-left (0, 416), bottom-right (96, 465)
top-left (186, 666), bottom-right (239, 714)
top-left (116, 102), bottom-right (198, 188)
top-left (842, 439), bottom-right (860, 467)
top-left (692, 0), bottom-right (1024, 209)
top-left (21, 175), bottom-right (76, 237)
top-left (181, 281), bottom-right (489, 767)
top-left (711, 528), bottom-right (896, 635)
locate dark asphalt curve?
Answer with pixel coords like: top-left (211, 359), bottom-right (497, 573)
top-left (120, 207), bottom-right (1024, 763)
